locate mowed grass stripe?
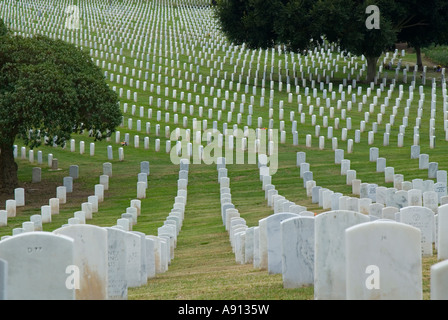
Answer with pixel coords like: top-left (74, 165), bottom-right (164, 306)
top-left (128, 160), bottom-right (314, 300)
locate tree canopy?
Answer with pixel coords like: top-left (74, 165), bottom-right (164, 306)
top-left (215, 0), bottom-right (448, 82)
top-left (396, 0), bottom-right (448, 69)
top-left (0, 20), bottom-right (122, 192)
top-left (214, 0), bottom-right (320, 52)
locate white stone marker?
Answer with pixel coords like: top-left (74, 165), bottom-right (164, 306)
top-left (49, 198), bottom-right (59, 215)
top-left (266, 213), bottom-right (298, 274)
top-left (314, 210), bottom-right (370, 300)
top-left (346, 220), bottom-right (422, 300)
top-left (258, 218), bottom-right (268, 270)
top-left (57, 186), bottom-right (67, 204)
top-left (53, 224), bottom-right (108, 300)
top-left (137, 181), bottom-right (146, 199)
top-left (244, 227), bottom-right (255, 264)
top-left (88, 196), bottom-right (99, 213)
top-left (14, 188), bottom-right (25, 207)
top-left (147, 235), bottom-right (162, 274)
top-left (5, 200), bottom-right (16, 218)
top-left (0, 232), bottom-right (75, 300)
top-left (400, 206), bottom-right (434, 256)
top-left (132, 231), bottom-right (149, 286)
top-left (431, 259), bottom-right (448, 300)
top-left (0, 258), bottom-right (6, 299)
top-left (281, 216), bottom-right (314, 288)
top-left (106, 227), bottom-right (128, 300)
top-left (95, 184), bottom-right (104, 203)
top-left (0, 210), bottom-right (7, 227)
top-left (438, 204), bottom-right (448, 260)
top-left (145, 237), bottom-right (156, 279)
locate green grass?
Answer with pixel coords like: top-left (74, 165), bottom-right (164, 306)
top-left (423, 45), bottom-right (448, 67)
top-left (1, 0), bottom-right (447, 300)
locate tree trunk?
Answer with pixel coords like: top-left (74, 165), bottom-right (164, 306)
top-left (415, 46), bottom-right (423, 71)
top-left (0, 143), bottom-right (18, 194)
top-left (366, 56), bottom-right (378, 83)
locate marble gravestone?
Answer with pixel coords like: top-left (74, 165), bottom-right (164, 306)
top-left (266, 213), bottom-right (299, 274)
top-left (0, 258), bottom-right (6, 300)
top-left (122, 230), bottom-right (143, 287)
top-left (345, 220), bottom-right (422, 300)
top-left (0, 232), bottom-right (75, 300)
top-left (431, 259), bottom-right (448, 300)
top-left (53, 224), bottom-right (108, 300)
top-left (314, 210), bottom-right (370, 300)
top-left (258, 218), bottom-right (268, 270)
top-left (400, 206), bottom-right (435, 256)
top-left (281, 216), bottom-right (314, 288)
top-left (106, 227), bottom-right (128, 300)
top-left (437, 204), bottom-right (448, 260)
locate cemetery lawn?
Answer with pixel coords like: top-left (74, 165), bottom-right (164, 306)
top-left (1, 0), bottom-right (448, 301)
top-left (0, 139), bottom-right (441, 300)
top-left (422, 45), bottom-right (448, 67)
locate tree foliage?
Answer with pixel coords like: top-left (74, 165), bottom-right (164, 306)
top-left (215, 0), bottom-right (448, 82)
top-left (0, 19), bottom-right (7, 37)
top-left (0, 19), bottom-right (122, 192)
top-left (214, 0), bottom-right (319, 52)
top-left (396, 0), bottom-right (448, 68)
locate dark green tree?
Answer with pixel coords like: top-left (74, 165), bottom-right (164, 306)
top-left (312, 0), bottom-right (408, 83)
top-left (0, 19), bottom-right (7, 36)
top-left (216, 0), bottom-right (447, 83)
top-left (0, 23), bottom-right (122, 193)
top-left (396, 0), bottom-right (448, 69)
top-left (214, 0), bottom-right (319, 52)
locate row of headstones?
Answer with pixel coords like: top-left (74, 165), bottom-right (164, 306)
top-left (0, 162), bottom-right (111, 234)
top-left (157, 158), bottom-right (191, 256)
top-left (121, 73), bottom-right (447, 158)
top-left (0, 224), bottom-right (165, 299)
top-left (24, 0), bottom-right (440, 159)
top-left (217, 155), bottom-right (314, 265)
top-left (14, 145), bottom-right (65, 182)
top-left (113, 27), bottom-right (444, 119)
top-left (82, 1), bottom-right (380, 119)
top-left (120, 44), bottom-right (446, 114)
top-left (218, 155), bottom-right (448, 298)
top-left (295, 149), bottom-right (446, 252)
top-left (0, 161), bottom-right (78, 227)
top-left (381, 50), bottom-right (446, 85)
top-left (0, 159), bottom-right (190, 299)
top-left (334, 148), bottom-right (447, 203)
top-left (298, 150), bottom-right (448, 262)
top-left (225, 204), bottom-right (448, 299)
top-left (95, 24), bottom-right (363, 101)
top-left (297, 85), bottom-right (448, 152)
top-left (8, 0), bottom-right (446, 114)
top-left (11, 0), bottom-right (350, 80)
top-left (117, 74), bottom-right (447, 158)
top-left (298, 147), bottom-right (447, 211)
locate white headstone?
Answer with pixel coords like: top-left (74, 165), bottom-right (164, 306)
top-left (53, 225), bottom-right (108, 299)
top-left (0, 232), bottom-right (75, 300)
top-left (437, 204), bottom-right (448, 260)
top-left (314, 210), bottom-right (370, 300)
top-left (431, 260), bottom-right (448, 300)
top-left (266, 212), bottom-right (300, 274)
top-left (346, 220), bottom-right (422, 300)
top-left (281, 216), bottom-right (314, 288)
top-left (106, 227), bottom-right (128, 300)
top-left (400, 206), bottom-right (434, 256)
